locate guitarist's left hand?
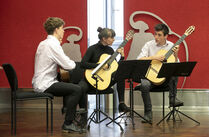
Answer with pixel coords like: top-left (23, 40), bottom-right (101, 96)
top-left (172, 45), bottom-right (179, 57)
top-left (117, 47), bottom-right (124, 57)
top-left (172, 45), bottom-right (179, 59)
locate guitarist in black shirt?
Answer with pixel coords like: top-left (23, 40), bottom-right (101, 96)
top-left (78, 27), bottom-right (130, 114)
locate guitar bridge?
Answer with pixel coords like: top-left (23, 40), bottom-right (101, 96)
top-left (92, 74), bottom-right (104, 82)
top-left (150, 66), bottom-right (158, 74)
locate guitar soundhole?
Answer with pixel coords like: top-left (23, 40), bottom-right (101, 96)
top-left (103, 66), bottom-right (111, 71)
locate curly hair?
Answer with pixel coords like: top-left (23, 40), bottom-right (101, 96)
top-left (43, 17), bottom-right (65, 35)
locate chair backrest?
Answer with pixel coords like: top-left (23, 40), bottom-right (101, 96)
top-left (69, 62), bottom-right (85, 84)
top-left (2, 64), bottom-right (18, 91)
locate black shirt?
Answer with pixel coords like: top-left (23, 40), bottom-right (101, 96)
top-left (81, 41), bottom-right (124, 69)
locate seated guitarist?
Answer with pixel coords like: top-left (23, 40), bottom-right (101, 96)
top-left (78, 27), bottom-right (130, 113)
top-left (32, 17), bottom-right (82, 133)
top-left (135, 24), bottom-right (183, 123)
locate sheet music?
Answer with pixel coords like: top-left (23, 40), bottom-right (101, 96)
top-left (91, 55), bottom-right (111, 75)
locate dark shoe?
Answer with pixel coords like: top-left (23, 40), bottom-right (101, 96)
top-left (169, 97), bottom-right (184, 107)
top-left (62, 123), bottom-right (81, 133)
top-left (141, 111), bottom-right (152, 123)
top-left (119, 103), bottom-right (130, 112)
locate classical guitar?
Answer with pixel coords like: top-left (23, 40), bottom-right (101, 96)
top-left (59, 68), bottom-right (70, 82)
top-left (85, 30), bottom-right (134, 90)
top-left (146, 26), bottom-right (195, 85)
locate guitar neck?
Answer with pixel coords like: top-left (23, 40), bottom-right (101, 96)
top-left (165, 34), bottom-right (187, 59)
top-left (107, 39), bottom-right (128, 64)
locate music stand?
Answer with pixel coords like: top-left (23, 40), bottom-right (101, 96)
top-left (158, 61), bottom-right (197, 78)
top-left (156, 61), bottom-right (200, 125)
top-left (87, 70), bottom-right (124, 132)
top-left (106, 60), bottom-right (152, 129)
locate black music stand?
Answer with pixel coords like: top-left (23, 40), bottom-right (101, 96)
top-left (87, 71), bottom-right (124, 131)
top-left (106, 60), bottom-right (152, 129)
top-left (156, 61), bottom-right (200, 125)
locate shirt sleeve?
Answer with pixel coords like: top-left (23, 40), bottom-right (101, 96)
top-left (48, 43), bottom-right (76, 70)
top-left (137, 42), bottom-right (149, 59)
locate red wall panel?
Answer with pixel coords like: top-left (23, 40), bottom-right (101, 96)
top-left (1, 0), bottom-right (208, 89)
top-left (124, 0), bottom-right (209, 89)
top-left (0, 0), bottom-right (87, 88)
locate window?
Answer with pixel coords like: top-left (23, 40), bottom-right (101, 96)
top-left (88, 0), bottom-right (124, 48)
top-left (87, 0), bottom-right (124, 109)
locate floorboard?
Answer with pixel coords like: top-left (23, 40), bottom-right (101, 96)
top-left (0, 108), bottom-right (208, 137)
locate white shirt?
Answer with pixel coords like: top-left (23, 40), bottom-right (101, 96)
top-left (32, 35), bottom-right (76, 92)
top-left (137, 40), bottom-right (174, 59)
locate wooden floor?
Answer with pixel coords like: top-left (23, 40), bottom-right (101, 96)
top-left (0, 108), bottom-right (209, 137)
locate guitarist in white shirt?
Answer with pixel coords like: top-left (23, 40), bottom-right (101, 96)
top-left (135, 24), bottom-right (183, 123)
top-left (32, 17), bottom-right (82, 133)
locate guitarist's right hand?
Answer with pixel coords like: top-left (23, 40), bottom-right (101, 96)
top-left (153, 55), bottom-right (165, 62)
top-left (102, 64), bottom-right (109, 70)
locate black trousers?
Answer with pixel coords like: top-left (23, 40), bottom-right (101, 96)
top-left (45, 82), bottom-right (82, 123)
top-left (78, 72), bottom-right (125, 109)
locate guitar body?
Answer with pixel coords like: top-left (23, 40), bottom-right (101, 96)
top-left (146, 49), bottom-right (175, 85)
top-left (60, 68), bottom-right (70, 82)
top-left (85, 54), bottom-right (118, 90)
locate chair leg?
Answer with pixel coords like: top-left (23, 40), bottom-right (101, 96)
top-left (95, 94), bottom-right (98, 123)
top-left (98, 94), bottom-right (101, 122)
top-left (163, 91), bottom-right (165, 117)
top-left (46, 98), bottom-right (53, 134)
top-left (14, 99), bottom-right (16, 135)
top-left (11, 98), bottom-right (14, 135)
top-left (155, 91), bottom-right (167, 125)
top-left (51, 99), bottom-right (53, 134)
top-left (113, 92), bottom-right (115, 120)
top-left (46, 99), bottom-right (48, 132)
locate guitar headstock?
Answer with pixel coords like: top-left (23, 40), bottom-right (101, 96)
top-left (125, 30), bottom-right (134, 41)
top-left (184, 25), bottom-right (195, 36)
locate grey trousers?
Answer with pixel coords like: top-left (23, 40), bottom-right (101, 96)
top-left (140, 77), bottom-right (178, 113)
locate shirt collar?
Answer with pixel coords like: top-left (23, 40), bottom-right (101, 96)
top-left (47, 35), bottom-right (60, 45)
top-left (156, 40), bottom-right (169, 47)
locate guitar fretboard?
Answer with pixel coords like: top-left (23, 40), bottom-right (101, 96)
top-left (165, 34), bottom-right (187, 59)
top-left (107, 39), bottom-right (128, 65)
